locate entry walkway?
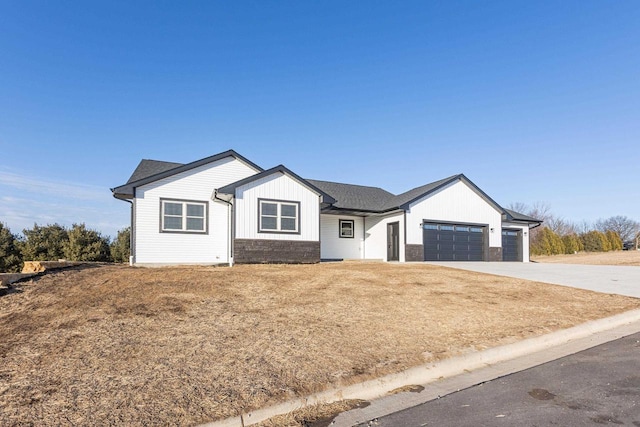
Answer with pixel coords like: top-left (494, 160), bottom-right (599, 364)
top-left (428, 262), bottom-right (640, 298)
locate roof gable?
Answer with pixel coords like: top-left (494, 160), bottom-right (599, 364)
top-left (112, 149), bottom-right (263, 198)
top-left (395, 174), bottom-right (504, 214)
top-left (217, 165), bottom-right (336, 204)
top-left (388, 175), bottom-right (460, 210)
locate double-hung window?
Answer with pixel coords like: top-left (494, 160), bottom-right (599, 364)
top-left (259, 199), bottom-right (299, 233)
top-left (161, 199), bottom-right (207, 233)
top-left (339, 219), bottom-right (354, 238)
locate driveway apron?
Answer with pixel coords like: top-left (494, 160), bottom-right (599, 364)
top-left (427, 262), bottom-right (640, 298)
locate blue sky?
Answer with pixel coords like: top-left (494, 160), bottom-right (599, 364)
top-left (1, 1), bottom-right (639, 238)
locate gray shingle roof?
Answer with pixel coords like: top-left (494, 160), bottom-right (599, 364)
top-left (114, 153), bottom-right (540, 225)
top-left (112, 150), bottom-right (263, 199)
top-left (308, 175), bottom-right (463, 212)
top-left (306, 179), bottom-right (396, 211)
top-left (504, 209), bottom-right (542, 223)
top-left (127, 159), bottom-right (184, 184)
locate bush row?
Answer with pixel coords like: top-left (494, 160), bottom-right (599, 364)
top-left (0, 222), bottom-right (130, 273)
top-left (531, 227), bottom-right (623, 256)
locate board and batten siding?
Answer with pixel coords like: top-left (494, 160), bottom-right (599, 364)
top-left (234, 173), bottom-right (320, 241)
top-left (133, 157), bottom-right (258, 264)
top-left (364, 212), bottom-right (405, 262)
top-left (320, 214), bottom-right (364, 259)
top-left (502, 222), bottom-right (531, 262)
top-left (405, 179), bottom-right (503, 248)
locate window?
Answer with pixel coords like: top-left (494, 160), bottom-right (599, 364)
top-left (339, 219), bottom-right (354, 238)
top-left (160, 199), bottom-right (207, 233)
top-left (259, 199), bottom-right (299, 233)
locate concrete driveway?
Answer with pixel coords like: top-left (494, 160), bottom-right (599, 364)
top-left (428, 262), bottom-right (640, 298)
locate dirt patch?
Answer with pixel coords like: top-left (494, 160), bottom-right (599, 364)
top-left (532, 251), bottom-right (640, 266)
top-left (256, 399), bottom-right (369, 427)
top-left (1, 262), bottom-right (639, 426)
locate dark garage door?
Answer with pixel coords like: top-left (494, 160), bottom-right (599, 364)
top-left (423, 223), bottom-right (485, 261)
top-left (502, 229), bottom-right (522, 261)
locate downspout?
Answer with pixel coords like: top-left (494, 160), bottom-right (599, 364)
top-left (110, 187), bottom-right (135, 266)
top-left (362, 216), bottom-right (366, 259)
top-left (122, 199), bottom-right (134, 266)
top-left (213, 190), bottom-right (234, 267)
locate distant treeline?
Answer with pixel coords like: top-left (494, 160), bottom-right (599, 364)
top-left (0, 223), bottom-right (130, 273)
top-left (509, 203), bottom-right (639, 256)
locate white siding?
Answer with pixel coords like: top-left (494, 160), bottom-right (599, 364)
top-left (320, 215), bottom-right (364, 259)
top-left (134, 157), bottom-right (258, 264)
top-left (405, 180), bottom-right (503, 248)
top-left (235, 173), bottom-right (320, 241)
top-left (364, 212), bottom-right (405, 262)
top-left (502, 222), bottom-right (531, 262)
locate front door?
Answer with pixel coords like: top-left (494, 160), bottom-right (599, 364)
top-left (387, 222), bottom-right (400, 261)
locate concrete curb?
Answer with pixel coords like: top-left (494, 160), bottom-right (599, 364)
top-left (199, 308), bottom-right (640, 427)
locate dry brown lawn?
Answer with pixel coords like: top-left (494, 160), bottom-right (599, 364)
top-left (532, 250), bottom-right (640, 266)
top-left (1, 262), bottom-right (639, 426)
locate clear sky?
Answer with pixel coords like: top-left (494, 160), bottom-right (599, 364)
top-left (1, 1), bottom-right (639, 238)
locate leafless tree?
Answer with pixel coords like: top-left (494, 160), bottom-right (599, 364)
top-left (594, 216), bottom-right (640, 242)
top-left (507, 202), bottom-right (530, 215)
top-left (546, 216), bottom-right (577, 236)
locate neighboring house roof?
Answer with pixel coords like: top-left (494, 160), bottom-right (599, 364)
top-left (306, 179), bottom-right (396, 212)
top-left (217, 165), bottom-right (337, 204)
top-left (111, 149), bottom-right (263, 199)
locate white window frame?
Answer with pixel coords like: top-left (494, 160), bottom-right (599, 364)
top-left (160, 199), bottom-right (208, 234)
top-left (339, 219), bottom-right (355, 238)
top-left (258, 199), bottom-right (300, 234)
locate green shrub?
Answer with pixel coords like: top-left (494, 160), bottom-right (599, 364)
top-left (581, 230), bottom-right (611, 252)
top-left (562, 234), bottom-right (582, 254)
top-left (0, 222), bottom-right (23, 272)
top-left (110, 227), bottom-right (131, 263)
top-left (63, 223), bottom-right (111, 262)
top-left (20, 223), bottom-right (69, 261)
top-left (605, 230), bottom-right (623, 251)
top-left (531, 227), bottom-right (565, 256)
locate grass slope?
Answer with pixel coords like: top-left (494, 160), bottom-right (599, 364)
top-left (1, 263), bottom-right (638, 426)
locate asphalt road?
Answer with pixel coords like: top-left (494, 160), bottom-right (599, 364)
top-left (357, 332), bottom-right (640, 427)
